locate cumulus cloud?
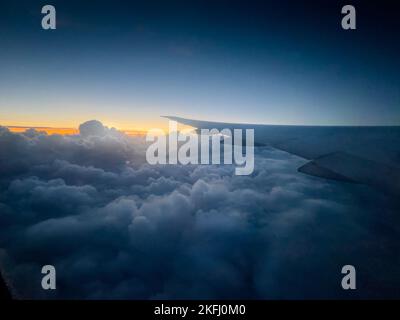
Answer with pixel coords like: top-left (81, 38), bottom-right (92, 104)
top-left (0, 120), bottom-right (399, 299)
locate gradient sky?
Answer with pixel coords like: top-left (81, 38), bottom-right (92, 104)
top-left (0, 0), bottom-right (399, 130)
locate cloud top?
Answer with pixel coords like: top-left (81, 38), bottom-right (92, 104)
top-left (0, 121), bottom-right (399, 299)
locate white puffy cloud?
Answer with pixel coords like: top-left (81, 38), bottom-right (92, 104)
top-left (0, 121), bottom-right (399, 299)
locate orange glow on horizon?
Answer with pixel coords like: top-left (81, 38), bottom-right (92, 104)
top-left (4, 120), bottom-right (195, 137)
top-left (3, 119), bottom-right (171, 133)
top-left (0, 114), bottom-right (196, 135)
top-left (7, 126), bottom-right (79, 135)
top-left (6, 126), bottom-right (149, 137)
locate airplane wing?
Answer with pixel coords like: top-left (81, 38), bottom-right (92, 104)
top-left (164, 116), bottom-right (400, 196)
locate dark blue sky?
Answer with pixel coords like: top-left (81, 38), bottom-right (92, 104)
top-left (0, 0), bottom-right (399, 129)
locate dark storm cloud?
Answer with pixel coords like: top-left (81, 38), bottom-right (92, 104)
top-left (0, 121), bottom-right (399, 299)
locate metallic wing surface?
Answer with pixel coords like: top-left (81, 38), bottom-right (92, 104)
top-left (164, 116), bottom-right (400, 195)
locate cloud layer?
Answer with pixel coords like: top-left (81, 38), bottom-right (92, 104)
top-left (0, 121), bottom-right (399, 299)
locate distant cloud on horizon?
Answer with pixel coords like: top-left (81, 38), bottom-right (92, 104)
top-left (0, 120), bottom-right (399, 299)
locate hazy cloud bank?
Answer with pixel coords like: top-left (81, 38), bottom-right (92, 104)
top-left (0, 121), bottom-right (399, 299)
